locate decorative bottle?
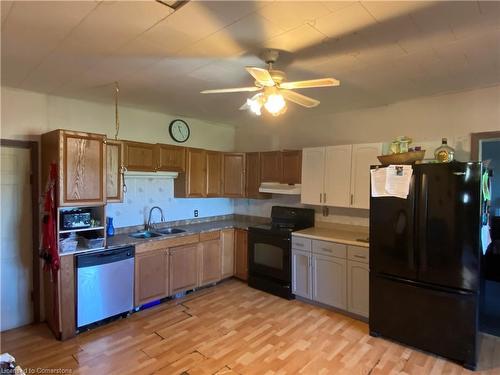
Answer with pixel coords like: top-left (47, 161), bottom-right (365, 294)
top-left (434, 138), bottom-right (455, 163)
top-left (106, 217), bottom-right (115, 237)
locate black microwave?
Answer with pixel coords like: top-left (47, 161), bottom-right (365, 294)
top-left (60, 209), bottom-right (92, 230)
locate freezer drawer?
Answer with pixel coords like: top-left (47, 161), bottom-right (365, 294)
top-left (370, 274), bottom-right (478, 369)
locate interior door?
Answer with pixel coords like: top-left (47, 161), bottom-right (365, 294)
top-left (301, 147), bottom-right (325, 205)
top-left (416, 163), bottom-right (481, 292)
top-left (1, 146), bottom-right (33, 331)
top-left (370, 172), bottom-right (417, 281)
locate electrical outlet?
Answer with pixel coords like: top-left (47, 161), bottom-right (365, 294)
top-left (194, 209), bottom-right (199, 217)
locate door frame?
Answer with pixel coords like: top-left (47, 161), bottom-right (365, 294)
top-left (471, 131), bottom-right (500, 160)
top-left (0, 139), bottom-right (41, 323)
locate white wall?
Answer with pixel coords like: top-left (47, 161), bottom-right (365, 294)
top-left (235, 85), bottom-right (500, 160)
top-left (1, 86), bottom-right (235, 151)
top-left (0, 86), bottom-right (236, 228)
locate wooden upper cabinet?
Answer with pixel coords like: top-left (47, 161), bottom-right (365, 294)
top-left (106, 140), bottom-right (123, 203)
top-left (281, 150), bottom-right (302, 184)
top-left (222, 153), bottom-right (245, 198)
top-left (260, 151), bottom-right (282, 182)
top-left (123, 140), bottom-right (156, 172)
top-left (245, 152), bottom-right (271, 199)
top-left (206, 151), bottom-right (222, 197)
top-left (42, 130), bottom-right (106, 206)
top-left (174, 148), bottom-right (206, 198)
top-left (157, 143), bottom-right (186, 172)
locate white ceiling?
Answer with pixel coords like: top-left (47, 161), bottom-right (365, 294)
top-left (2, 1), bottom-right (500, 127)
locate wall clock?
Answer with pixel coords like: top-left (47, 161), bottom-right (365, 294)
top-left (169, 119), bottom-right (190, 143)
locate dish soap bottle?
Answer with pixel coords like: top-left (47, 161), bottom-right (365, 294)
top-left (106, 217), bottom-right (115, 237)
top-left (434, 138), bottom-right (455, 162)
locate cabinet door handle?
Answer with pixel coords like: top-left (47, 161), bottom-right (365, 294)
top-left (319, 193), bottom-right (322, 203)
top-left (322, 247), bottom-right (332, 253)
top-left (354, 254), bottom-right (366, 259)
top-left (323, 193), bottom-right (326, 203)
top-left (295, 242), bottom-right (304, 247)
top-left (350, 194), bottom-right (354, 205)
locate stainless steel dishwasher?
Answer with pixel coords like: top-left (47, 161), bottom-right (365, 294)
top-left (76, 246), bottom-right (135, 328)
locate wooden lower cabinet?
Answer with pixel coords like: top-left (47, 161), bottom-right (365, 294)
top-left (234, 229), bottom-right (248, 281)
top-left (221, 229), bottom-right (235, 278)
top-left (169, 243), bottom-right (199, 295)
top-left (291, 249), bottom-right (312, 299)
top-left (312, 254), bottom-right (347, 310)
top-left (199, 239), bottom-right (222, 286)
top-left (135, 248), bottom-right (169, 306)
top-left (347, 260), bottom-right (369, 317)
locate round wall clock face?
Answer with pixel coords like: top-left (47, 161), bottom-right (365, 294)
top-left (169, 119), bottom-right (190, 143)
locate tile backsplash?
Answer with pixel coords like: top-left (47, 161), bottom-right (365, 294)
top-left (107, 177), bottom-right (369, 229)
top-left (106, 176), bottom-right (233, 228)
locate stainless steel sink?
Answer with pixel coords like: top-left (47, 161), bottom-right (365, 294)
top-left (129, 231), bottom-right (163, 239)
top-left (155, 227), bottom-right (186, 235)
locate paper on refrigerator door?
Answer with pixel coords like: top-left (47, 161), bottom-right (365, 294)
top-left (370, 168), bottom-right (390, 197)
top-left (385, 165), bottom-right (413, 198)
top-left (370, 165), bottom-right (413, 199)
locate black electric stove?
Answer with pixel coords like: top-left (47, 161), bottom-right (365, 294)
top-left (248, 206), bottom-right (315, 299)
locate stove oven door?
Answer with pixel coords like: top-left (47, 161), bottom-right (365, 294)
top-left (248, 229), bottom-right (291, 282)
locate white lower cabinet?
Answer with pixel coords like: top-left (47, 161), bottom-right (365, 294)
top-left (292, 250), bottom-right (312, 299)
top-left (292, 235), bottom-right (369, 319)
top-left (347, 260), bottom-right (369, 317)
top-left (313, 254), bottom-right (347, 309)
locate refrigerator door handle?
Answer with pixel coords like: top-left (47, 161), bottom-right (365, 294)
top-left (418, 173), bottom-right (429, 272)
top-left (378, 273), bottom-right (476, 295)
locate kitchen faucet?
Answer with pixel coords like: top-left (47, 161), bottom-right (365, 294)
top-left (146, 206), bottom-right (165, 231)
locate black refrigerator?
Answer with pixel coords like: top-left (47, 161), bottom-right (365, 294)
top-left (369, 162), bottom-right (482, 370)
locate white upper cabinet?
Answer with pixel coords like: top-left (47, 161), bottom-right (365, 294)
top-left (301, 142), bottom-right (382, 209)
top-left (324, 145), bottom-right (352, 207)
top-left (301, 147), bottom-right (325, 205)
top-left (350, 143), bottom-right (382, 209)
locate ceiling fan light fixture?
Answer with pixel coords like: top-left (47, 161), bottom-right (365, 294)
top-left (247, 94), bottom-right (263, 116)
top-left (264, 93), bottom-right (286, 116)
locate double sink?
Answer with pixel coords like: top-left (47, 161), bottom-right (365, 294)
top-left (129, 227), bottom-right (186, 239)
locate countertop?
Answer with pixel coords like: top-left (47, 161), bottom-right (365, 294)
top-left (102, 217), bottom-right (269, 252)
top-left (293, 224), bottom-right (369, 248)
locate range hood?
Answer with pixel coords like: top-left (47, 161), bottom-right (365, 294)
top-left (259, 182), bottom-right (301, 195)
top-left (124, 171), bottom-right (178, 179)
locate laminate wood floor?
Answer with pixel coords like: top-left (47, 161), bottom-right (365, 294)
top-left (2, 279), bottom-right (500, 375)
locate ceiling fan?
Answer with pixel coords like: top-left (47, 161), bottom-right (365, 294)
top-left (200, 50), bottom-right (340, 116)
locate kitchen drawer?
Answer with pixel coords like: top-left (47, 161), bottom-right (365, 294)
top-left (347, 245), bottom-right (369, 264)
top-left (292, 236), bottom-right (311, 251)
top-left (312, 240), bottom-right (346, 259)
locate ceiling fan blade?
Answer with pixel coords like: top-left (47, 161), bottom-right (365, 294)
top-left (200, 86), bottom-right (261, 94)
top-left (245, 67), bottom-right (275, 87)
top-left (281, 90), bottom-right (320, 108)
top-left (280, 78), bottom-right (340, 90)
